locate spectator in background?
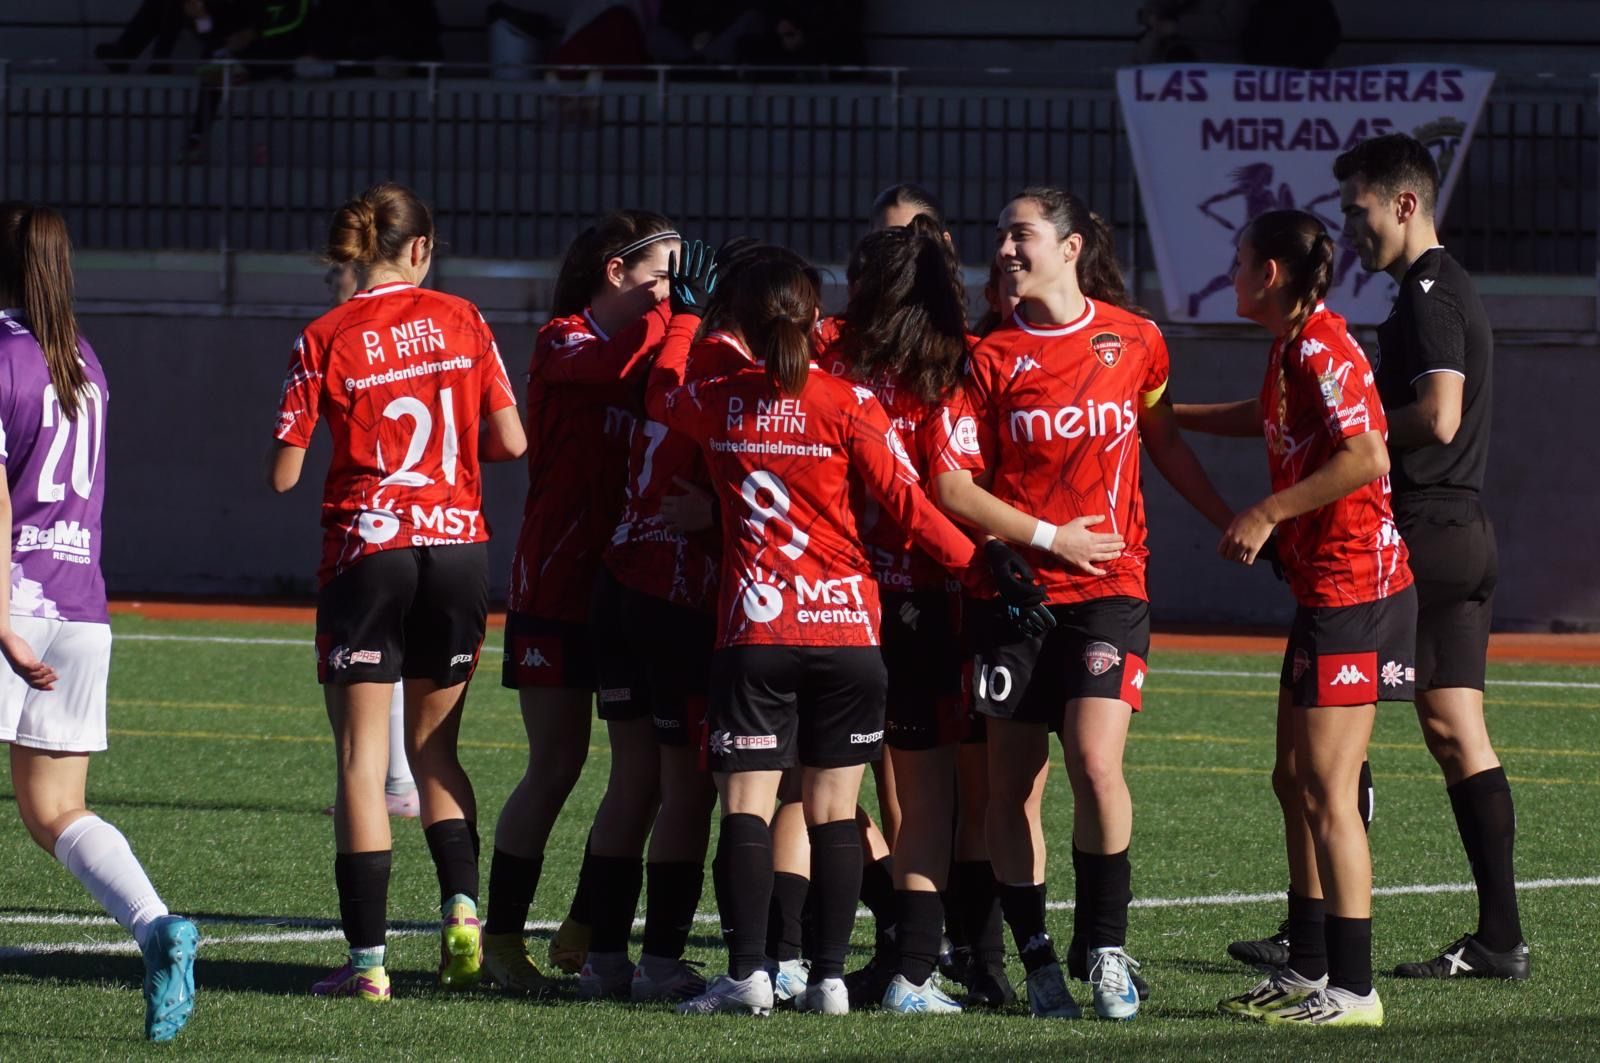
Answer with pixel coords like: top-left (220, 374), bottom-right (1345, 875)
top-left (552, 0), bottom-right (650, 68)
top-left (96, 0), bottom-right (193, 73)
top-left (647, 1), bottom-right (768, 65)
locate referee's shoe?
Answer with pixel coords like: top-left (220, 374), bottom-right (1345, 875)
top-left (1394, 934), bottom-right (1531, 980)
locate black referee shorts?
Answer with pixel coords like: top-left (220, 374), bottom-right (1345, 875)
top-left (1394, 490), bottom-right (1497, 691)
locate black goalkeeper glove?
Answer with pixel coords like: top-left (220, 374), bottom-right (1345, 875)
top-left (983, 539), bottom-right (1056, 639)
top-left (668, 239), bottom-right (718, 316)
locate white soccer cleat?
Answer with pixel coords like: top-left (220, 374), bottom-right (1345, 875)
top-left (795, 974), bottom-right (849, 1015)
top-left (631, 955), bottom-right (707, 1002)
top-left (1024, 961), bottom-right (1082, 1019)
top-left (676, 970), bottom-right (775, 1016)
top-left (1263, 985), bottom-right (1384, 1027)
top-left (1219, 966), bottom-right (1328, 1018)
top-left (577, 951), bottom-right (635, 1000)
top-left (1089, 946), bottom-right (1141, 1020)
top-left (881, 973), bottom-right (963, 1014)
top-left (770, 957), bottom-right (811, 1004)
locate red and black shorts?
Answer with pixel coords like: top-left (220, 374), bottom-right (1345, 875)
top-left (706, 645), bottom-right (887, 772)
top-left (317, 543), bottom-right (488, 687)
top-left (1281, 585), bottom-right (1419, 707)
top-left (614, 582), bottom-right (715, 743)
top-left (966, 595), bottom-right (1150, 726)
top-left (1393, 490), bottom-right (1496, 692)
top-left (881, 590), bottom-right (969, 751)
top-left (501, 603), bottom-right (599, 694)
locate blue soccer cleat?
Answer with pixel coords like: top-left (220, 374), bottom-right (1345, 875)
top-left (142, 915), bottom-right (199, 1041)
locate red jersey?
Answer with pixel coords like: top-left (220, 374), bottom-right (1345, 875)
top-left (816, 316), bottom-right (973, 592)
top-left (1261, 305), bottom-right (1412, 607)
top-left (647, 358), bottom-right (977, 648)
top-left (274, 282), bottom-right (518, 587)
top-left (507, 302), bottom-right (669, 621)
top-left (942, 300), bottom-right (1170, 605)
top-left (605, 318), bottom-right (752, 610)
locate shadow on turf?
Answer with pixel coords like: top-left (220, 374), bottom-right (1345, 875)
top-left (0, 953), bottom-right (326, 995)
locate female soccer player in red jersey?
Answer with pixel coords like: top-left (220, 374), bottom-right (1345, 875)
top-left (485, 210), bottom-right (680, 992)
top-left (1177, 209), bottom-right (1415, 1027)
top-left (0, 203), bottom-right (198, 1042)
top-left (270, 183), bottom-right (527, 1001)
top-left (817, 215), bottom-right (984, 1014)
top-left (934, 187), bottom-right (1233, 1021)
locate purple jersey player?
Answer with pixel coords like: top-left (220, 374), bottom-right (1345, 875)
top-left (0, 202), bottom-right (197, 1042)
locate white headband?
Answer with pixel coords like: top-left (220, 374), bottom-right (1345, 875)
top-left (612, 230), bottom-right (680, 260)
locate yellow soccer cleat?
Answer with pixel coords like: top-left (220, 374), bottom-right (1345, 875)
top-left (312, 962), bottom-right (392, 1002)
top-left (482, 932), bottom-right (556, 997)
top-left (548, 916), bottom-right (591, 975)
top-left (1262, 986), bottom-right (1384, 1027)
top-left (438, 900), bottom-right (483, 989)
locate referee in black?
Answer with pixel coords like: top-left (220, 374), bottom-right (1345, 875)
top-left (1331, 132), bottom-right (1527, 980)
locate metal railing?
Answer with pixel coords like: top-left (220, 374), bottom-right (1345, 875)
top-left (3, 62), bottom-right (1594, 277)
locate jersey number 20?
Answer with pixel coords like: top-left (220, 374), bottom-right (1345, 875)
top-left (38, 383), bottom-right (105, 503)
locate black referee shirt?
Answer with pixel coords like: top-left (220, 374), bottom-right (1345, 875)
top-left (1374, 246), bottom-right (1493, 494)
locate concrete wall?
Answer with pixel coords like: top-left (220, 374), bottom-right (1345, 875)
top-left (78, 255), bottom-right (1600, 631)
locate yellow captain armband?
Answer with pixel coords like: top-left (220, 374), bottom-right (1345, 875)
top-left (1139, 379), bottom-right (1169, 408)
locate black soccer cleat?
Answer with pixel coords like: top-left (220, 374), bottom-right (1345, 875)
top-left (961, 962), bottom-right (1016, 1009)
top-left (842, 953), bottom-right (894, 1010)
top-left (1067, 934), bottom-right (1150, 1001)
top-left (938, 942), bottom-right (971, 988)
top-left (1226, 920), bottom-right (1291, 970)
top-left (1394, 934), bottom-right (1531, 980)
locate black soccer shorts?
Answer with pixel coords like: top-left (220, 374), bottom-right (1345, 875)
top-left (706, 645), bottom-right (887, 771)
top-left (317, 543), bottom-right (488, 687)
top-left (881, 590), bottom-right (969, 751)
top-left (1393, 491), bottom-right (1497, 692)
top-left (1280, 585), bottom-right (1419, 707)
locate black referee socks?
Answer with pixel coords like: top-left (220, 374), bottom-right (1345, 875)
top-left (423, 820), bottom-right (480, 910)
top-left (1448, 766), bottom-right (1524, 951)
top-left (998, 881), bottom-right (1058, 974)
top-left (642, 861), bottom-right (704, 961)
top-left (767, 871), bottom-right (809, 962)
top-left (808, 820), bottom-right (862, 980)
top-left (484, 848), bottom-right (542, 935)
top-left (334, 850), bottom-right (392, 950)
top-left (714, 813), bottom-right (773, 980)
top-left (894, 889), bottom-right (946, 986)
top-left (1286, 891), bottom-right (1329, 981)
top-left (1325, 914), bottom-right (1373, 996)
top-left (587, 854), bottom-right (645, 953)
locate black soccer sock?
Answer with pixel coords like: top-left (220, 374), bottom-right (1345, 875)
top-left (1325, 914), bottom-right (1373, 996)
top-left (566, 834), bottom-right (597, 924)
top-left (1358, 760), bottom-right (1375, 832)
top-left (1285, 890), bottom-right (1328, 981)
top-left (809, 820), bottom-right (863, 980)
top-left (484, 848), bottom-right (542, 935)
top-left (1449, 766), bottom-right (1524, 951)
top-left (1069, 845), bottom-right (1092, 973)
top-left (894, 889), bottom-right (946, 986)
top-left (714, 814), bottom-right (773, 980)
top-left (587, 854), bottom-right (645, 953)
top-left (767, 871), bottom-right (809, 962)
top-left (1076, 846), bottom-right (1132, 951)
top-left (642, 860), bottom-right (704, 960)
top-left (940, 869), bottom-right (969, 954)
top-left (998, 881), bottom-right (1058, 975)
top-left (951, 861), bottom-right (1005, 968)
top-left (860, 854), bottom-right (896, 946)
top-left (334, 850), bottom-right (392, 950)
top-left (423, 819), bottom-right (480, 909)
top-left (799, 877), bottom-right (820, 959)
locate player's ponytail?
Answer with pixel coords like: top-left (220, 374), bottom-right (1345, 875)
top-left (0, 202), bottom-right (89, 420)
top-left (715, 252), bottom-right (821, 398)
top-left (842, 213), bottom-right (968, 404)
top-left (327, 183), bottom-right (433, 271)
top-left (1243, 209), bottom-right (1335, 344)
top-left (1011, 186), bottom-right (1148, 317)
top-left (551, 208), bottom-right (677, 317)
top-left (870, 182), bottom-right (947, 230)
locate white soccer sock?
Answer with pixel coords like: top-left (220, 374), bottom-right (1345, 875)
top-left (53, 814), bottom-right (169, 949)
top-left (385, 682), bottom-right (415, 794)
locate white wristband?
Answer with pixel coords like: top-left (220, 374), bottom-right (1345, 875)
top-left (1029, 519), bottom-right (1057, 551)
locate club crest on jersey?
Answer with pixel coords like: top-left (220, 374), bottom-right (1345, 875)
top-left (1317, 368), bottom-right (1343, 408)
top-left (1090, 332), bottom-right (1124, 368)
top-left (1292, 648), bottom-right (1311, 682)
top-left (1083, 641), bottom-right (1122, 676)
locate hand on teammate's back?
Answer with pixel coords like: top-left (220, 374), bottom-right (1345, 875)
top-left (660, 476), bottom-right (716, 534)
top-left (668, 240), bottom-right (718, 316)
top-left (1050, 514), bottom-right (1125, 576)
top-left (982, 539), bottom-right (1057, 638)
top-left (0, 629), bottom-right (57, 691)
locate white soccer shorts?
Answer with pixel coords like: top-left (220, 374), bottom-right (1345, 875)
top-left (0, 617), bottom-right (112, 752)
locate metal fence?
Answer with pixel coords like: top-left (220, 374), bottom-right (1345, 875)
top-left (3, 62), bottom-right (1595, 275)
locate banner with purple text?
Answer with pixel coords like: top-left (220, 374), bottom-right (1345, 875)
top-left (1116, 65), bottom-right (1494, 325)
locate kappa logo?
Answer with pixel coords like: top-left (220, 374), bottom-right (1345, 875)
top-left (1010, 355), bottom-right (1042, 378)
top-left (1089, 331), bottom-right (1124, 368)
top-left (1419, 278), bottom-right (1435, 294)
top-left (450, 653), bottom-right (475, 667)
top-left (522, 646), bottom-right (551, 668)
top-left (849, 730), bottom-right (885, 745)
top-left (1380, 660), bottom-right (1414, 688)
top-left (1298, 336), bottom-right (1329, 361)
top-left (1083, 641), bottom-right (1122, 677)
top-left (1329, 663), bottom-right (1371, 686)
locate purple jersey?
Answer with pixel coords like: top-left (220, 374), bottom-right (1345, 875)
top-left (0, 311), bottom-right (108, 622)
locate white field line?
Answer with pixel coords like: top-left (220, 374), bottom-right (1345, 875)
top-left (113, 633), bottom-right (1600, 691)
top-left (5, 876), bottom-right (1596, 959)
